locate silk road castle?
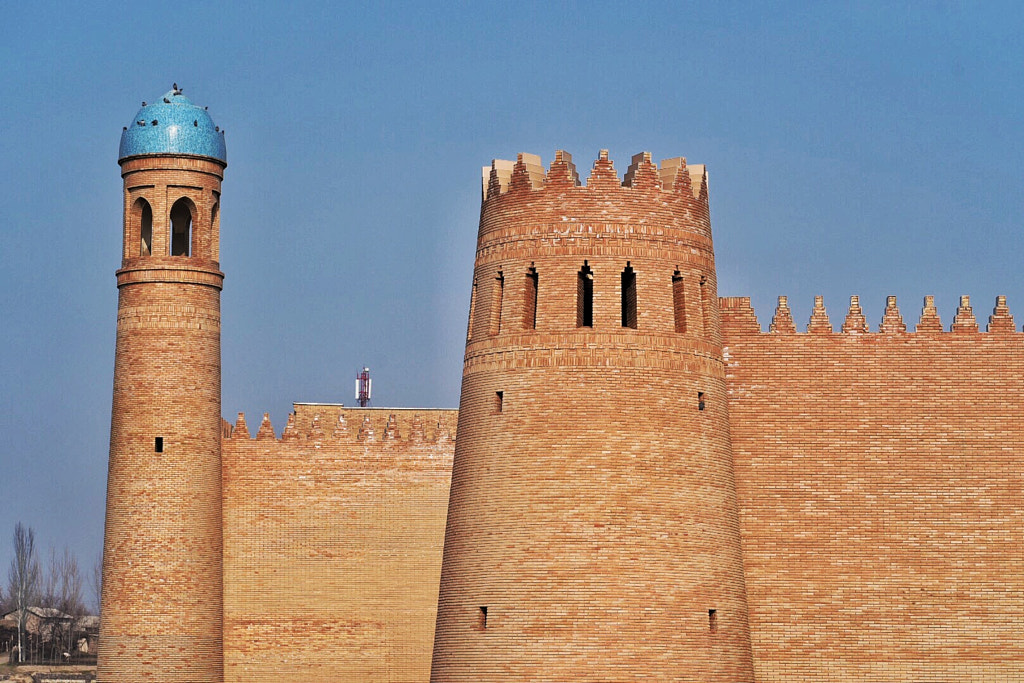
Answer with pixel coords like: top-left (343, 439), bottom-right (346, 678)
top-left (99, 89), bottom-right (1023, 682)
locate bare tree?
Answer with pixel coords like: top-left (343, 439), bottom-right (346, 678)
top-left (7, 523), bottom-right (40, 663)
top-left (90, 553), bottom-right (102, 616)
top-left (38, 547), bottom-right (85, 661)
top-left (55, 548), bottom-right (84, 658)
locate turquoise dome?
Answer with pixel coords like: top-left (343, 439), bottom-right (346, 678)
top-left (119, 88), bottom-right (226, 162)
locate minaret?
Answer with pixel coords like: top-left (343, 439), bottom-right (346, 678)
top-left (431, 151), bottom-right (755, 681)
top-left (99, 87), bottom-right (227, 682)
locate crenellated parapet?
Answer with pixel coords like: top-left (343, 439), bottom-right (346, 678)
top-left (223, 404), bottom-right (457, 445)
top-left (482, 150), bottom-right (706, 202)
top-left (478, 149), bottom-right (710, 246)
top-left (721, 294), bottom-right (1021, 335)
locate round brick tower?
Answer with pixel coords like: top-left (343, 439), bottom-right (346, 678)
top-left (99, 87), bottom-right (226, 682)
top-left (431, 151), bottom-right (754, 681)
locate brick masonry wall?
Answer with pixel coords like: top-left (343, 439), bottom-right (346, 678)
top-left (432, 151), bottom-right (755, 681)
top-left (722, 295), bottom-right (1024, 682)
top-left (99, 156), bottom-right (225, 683)
top-left (222, 406), bottom-right (455, 683)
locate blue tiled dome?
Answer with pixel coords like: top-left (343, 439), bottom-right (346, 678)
top-left (119, 88), bottom-right (226, 162)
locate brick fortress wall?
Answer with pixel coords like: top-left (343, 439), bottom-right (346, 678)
top-left (221, 405), bottom-right (456, 683)
top-left (721, 294), bottom-right (1024, 681)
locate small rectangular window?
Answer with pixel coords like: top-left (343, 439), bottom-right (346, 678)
top-left (155, 437), bottom-right (164, 453)
top-left (708, 609), bottom-right (718, 633)
top-left (697, 392), bottom-right (706, 411)
top-left (478, 605), bottom-right (488, 630)
top-left (495, 391), bottom-right (504, 413)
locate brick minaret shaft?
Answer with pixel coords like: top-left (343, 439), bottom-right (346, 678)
top-left (432, 151), bottom-right (755, 681)
top-left (100, 151), bottom-right (225, 681)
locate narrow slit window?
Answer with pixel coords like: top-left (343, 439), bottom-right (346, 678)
top-left (577, 262), bottom-right (594, 328)
top-left (467, 279), bottom-right (478, 341)
top-left (621, 263), bottom-right (637, 329)
top-left (524, 266), bottom-right (538, 330)
top-left (170, 198), bottom-right (193, 257)
top-left (478, 606), bottom-right (488, 630)
top-left (698, 392), bottom-right (706, 411)
top-left (699, 275), bottom-right (710, 334)
top-left (154, 437), bottom-right (164, 453)
top-left (708, 609), bottom-right (718, 633)
top-left (495, 391), bottom-right (503, 413)
top-left (672, 270), bottom-right (686, 333)
top-left (491, 270), bottom-right (505, 335)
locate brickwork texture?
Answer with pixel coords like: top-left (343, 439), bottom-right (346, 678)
top-left (431, 151), bottom-right (756, 681)
top-left (723, 295), bottom-right (1024, 681)
top-left (100, 155), bottom-right (226, 682)
top-left (221, 406), bottom-right (455, 683)
top-left (101, 126), bottom-right (1024, 682)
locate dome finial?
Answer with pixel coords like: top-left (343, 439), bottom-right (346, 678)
top-left (172, 82), bottom-right (182, 95)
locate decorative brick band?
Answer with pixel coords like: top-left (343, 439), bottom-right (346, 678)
top-left (464, 332), bottom-right (722, 374)
top-left (116, 303), bottom-right (220, 332)
top-left (116, 263), bottom-right (224, 289)
top-left (476, 222), bottom-right (715, 255)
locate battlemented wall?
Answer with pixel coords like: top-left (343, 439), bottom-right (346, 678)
top-left (721, 294), bottom-right (1024, 682)
top-left (221, 406), bottom-right (456, 683)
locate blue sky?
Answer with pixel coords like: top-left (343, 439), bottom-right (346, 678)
top-left (2, 1), bottom-right (1023, 594)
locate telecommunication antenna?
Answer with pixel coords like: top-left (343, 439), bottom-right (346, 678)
top-left (355, 367), bottom-right (372, 407)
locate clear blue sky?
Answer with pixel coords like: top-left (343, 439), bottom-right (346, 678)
top-left (2, 1), bottom-right (1023, 595)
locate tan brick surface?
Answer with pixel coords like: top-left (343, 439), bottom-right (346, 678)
top-left (222, 406), bottom-right (455, 683)
top-left (432, 151), bottom-right (755, 681)
top-left (100, 155), bottom-right (226, 682)
top-left (722, 295), bottom-right (1024, 682)
top-left (101, 141), bottom-right (1024, 682)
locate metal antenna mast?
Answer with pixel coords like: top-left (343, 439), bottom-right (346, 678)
top-left (355, 367), bottom-right (372, 407)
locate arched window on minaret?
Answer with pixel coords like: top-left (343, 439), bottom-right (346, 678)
top-left (170, 198), bottom-right (193, 257)
top-left (210, 201), bottom-right (220, 260)
top-left (577, 262), bottom-right (594, 328)
top-left (132, 198), bottom-right (153, 257)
